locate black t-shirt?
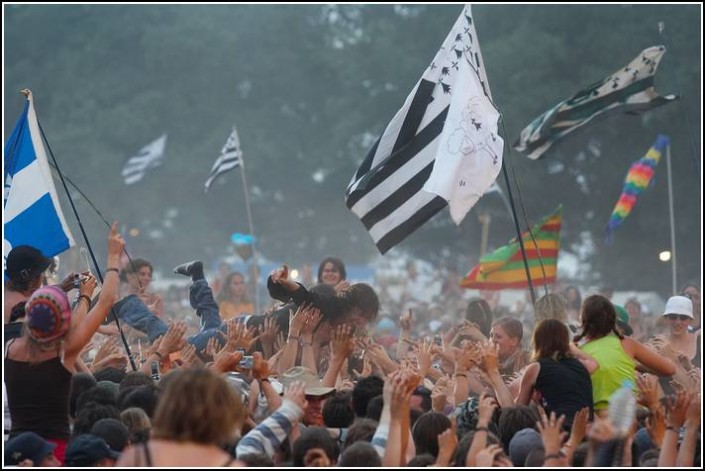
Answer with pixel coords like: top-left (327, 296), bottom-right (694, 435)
top-left (535, 357), bottom-right (593, 429)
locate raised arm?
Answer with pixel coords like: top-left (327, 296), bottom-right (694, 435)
top-left (623, 337), bottom-right (676, 376)
top-left (65, 222), bottom-right (124, 359)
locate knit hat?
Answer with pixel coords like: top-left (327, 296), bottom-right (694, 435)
top-left (508, 428), bottom-right (544, 467)
top-left (25, 285), bottom-right (71, 343)
top-left (663, 296), bottom-right (693, 318)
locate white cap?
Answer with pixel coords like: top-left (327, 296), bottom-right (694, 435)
top-left (663, 296), bottom-right (693, 318)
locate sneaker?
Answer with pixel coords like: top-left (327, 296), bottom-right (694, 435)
top-left (173, 260), bottom-right (204, 280)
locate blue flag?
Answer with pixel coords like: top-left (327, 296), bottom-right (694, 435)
top-left (4, 91), bottom-right (75, 264)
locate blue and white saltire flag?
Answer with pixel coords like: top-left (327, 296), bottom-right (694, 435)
top-left (121, 134), bottom-right (167, 185)
top-left (204, 126), bottom-right (243, 193)
top-left (345, 5), bottom-right (503, 254)
top-left (4, 90), bottom-right (75, 263)
top-left (514, 46), bottom-right (677, 160)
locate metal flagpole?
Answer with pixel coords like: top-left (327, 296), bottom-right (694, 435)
top-left (31, 90), bottom-right (136, 372)
top-left (238, 156), bottom-right (260, 315)
top-left (666, 144), bottom-right (678, 294)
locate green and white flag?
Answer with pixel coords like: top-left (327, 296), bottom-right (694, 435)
top-left (514, 46), bottom-right (677, 160)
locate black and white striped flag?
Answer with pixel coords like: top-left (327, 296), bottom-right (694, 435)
top-left (345, 5), bottom-right (503, 254)
top-left (121, 134), bottom-right (167, 185)
top-left (204, 126), bottom-right (243, 193)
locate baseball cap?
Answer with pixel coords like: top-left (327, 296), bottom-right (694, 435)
top-left (5, 246), bottom-right (52, 282)
top-left (64, 434), bottom-right (120, 467)
top-left (280, 366), bottom-right (335, 397)
top-left (614, 305), bottom-right (633, 336)
top-left (663, 296), bottom-right (693, 318)
top-left (4, 432), bottom-right (56, 466)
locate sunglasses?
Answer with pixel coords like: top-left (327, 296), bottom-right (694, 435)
top-left (665, 314), bottom-right (691, 321)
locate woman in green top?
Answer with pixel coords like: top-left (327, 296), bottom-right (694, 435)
top-left (575, 295), bottom-right (675, 415)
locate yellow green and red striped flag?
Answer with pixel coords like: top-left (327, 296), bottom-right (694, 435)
top-left (460, 205), bottom-right (562, 289)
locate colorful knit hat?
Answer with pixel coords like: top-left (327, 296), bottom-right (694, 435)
top-left (25, 286), bottom-right (71, 343)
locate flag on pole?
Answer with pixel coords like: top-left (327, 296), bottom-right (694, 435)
top-left (4, 90), bottom-right (75, 262)
top-left (514, 46), bottom-right (677, 160)
top-left (345, 5), bottom-right (503, 254)
top-left (605, 135), bottom-right (669, 242)
top-left (121, 134), bottom-right (167, 185)
top-left (204, 126), bottom-right (243, 192)
top-left (460, 205), bottom-right (562, 289)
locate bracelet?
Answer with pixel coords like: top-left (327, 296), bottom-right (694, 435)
top-left (154, 351), bottom-right (163, 360)
top-left (544, 453), bottom-right (564, 461)
top-left (665, 426), bottom-right (678, 433)
top-left (258, 378), bottom-right (270, 383)
top-left (454, 372), bottom-right (469, 379)
top-left (78, 294), bottom-right (92, 306)
top-left (475, 426), bottom-right (489, 433)
top-left (105, 267), bottom-right (120, 275)
top-left (287, 336), bottom-right (300, 342)
top-left (302, 341), bottom-right (313, 347)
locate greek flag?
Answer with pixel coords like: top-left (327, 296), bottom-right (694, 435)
top-left (204, 126), bottom-right (243, 192)
top-left (345, 5), bottom-right (502, 254)
top-left (4, 90), bottom-right (75, 262)
top-left (514, 46), bottom-right (677, 160)
top-left (121, 134), bottom-right (167, 185)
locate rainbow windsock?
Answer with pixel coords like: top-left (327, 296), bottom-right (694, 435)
top-left (605, 135), bottom-right (670, 242)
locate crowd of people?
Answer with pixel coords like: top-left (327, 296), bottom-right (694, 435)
top-left (3, 224), bottom-right (701, 467)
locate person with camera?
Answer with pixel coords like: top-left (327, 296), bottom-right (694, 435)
top-left (4, 223), bottom-right (124, 464)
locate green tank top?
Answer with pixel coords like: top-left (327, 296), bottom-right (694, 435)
top-left (580, 334), bottom-right (635, 410)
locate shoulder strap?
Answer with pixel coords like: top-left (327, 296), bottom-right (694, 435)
top-left (142, 441), bottom-right (153, 467)
top-left (4, 338), bottom-right (17, 360)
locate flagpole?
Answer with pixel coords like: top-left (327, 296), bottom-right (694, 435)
top-left (31, 92), bottom-right (137, 372)
top-left (501, 164), bottom-right (537, 307)
top-left (238, 158), bottom-right (260, 315)
top-left (666, 144), bottom-right (678, 294)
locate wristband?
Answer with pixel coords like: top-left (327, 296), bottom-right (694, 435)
top-left (78, 295), bottom-right (92, 306)
top-left (544, 453), bottom-right (563, 461)
top-left (105, 267), bottom-right (120, 275)
top-left (258, 378), bottom-right (270, 383)
top-left (287, 336), bottom-right (300, 342)
top-left (665, 426), bottom-right (678, 433)
top-left (475, 426), bottom-right (489, 433)
top-left (154, 351), bottom-right (164, 360)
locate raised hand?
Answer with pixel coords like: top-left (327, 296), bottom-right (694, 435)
top-left (212, 348), bottom-right (243, 373)
top-left (259, 316), bottom-right (279, 347)
top-left (78, 272), bottom-right (98, 299)
top-left (283, 380), bottom-right (308, 411)
top-left (159, 321), bottom-right (187, 355)
top-left (107, 221), bottom-right (125, 258)
top-left (334, 280), bottom-right (351, 294)
top-left (330, 324), bottom-right (355, 360)
top-left (252, 351), bottom-right (271, 380)
top-left (301, 307), bottom-right (323, 337)
top-left (537, 409), bottom-right (568, 455)
top-left (270, 264), bottom-right (290, 285)
top-left (179, 343), bottom-right (201, 368)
